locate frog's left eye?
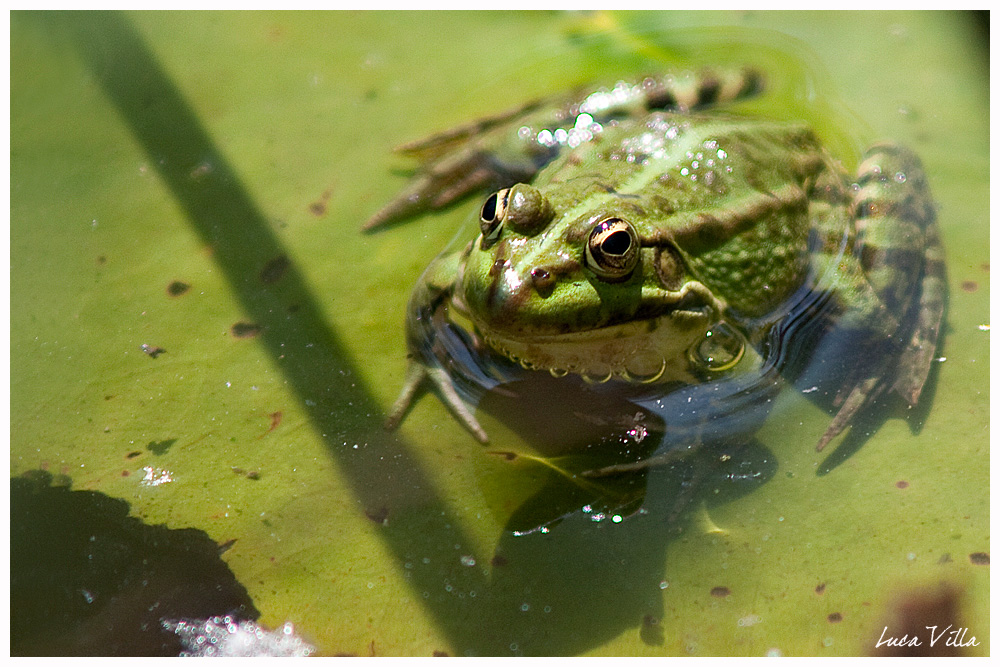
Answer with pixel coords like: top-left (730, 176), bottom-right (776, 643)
top-left (586, 217), bottom-right (640, 281)
top-left (479, 188), bottom-right (510, 246)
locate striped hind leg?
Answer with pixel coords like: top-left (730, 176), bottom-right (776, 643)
top-left (816, 143), bottom-right (943, 451)
top-left (365, 67), bottom-right (764, 229)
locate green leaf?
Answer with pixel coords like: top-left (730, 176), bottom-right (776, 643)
top-left (12, 10), bottom-right (988, 656)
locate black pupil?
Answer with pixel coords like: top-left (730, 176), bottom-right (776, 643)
top-left (602, 230), bottom-right (631, 255)
top-left (482, 193), bottom-right (498, 221)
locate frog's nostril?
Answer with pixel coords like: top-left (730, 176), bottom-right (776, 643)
top-left (530, 267), bottom-right (556, 297)
top-left (490, 258), bottom-right (508, 277)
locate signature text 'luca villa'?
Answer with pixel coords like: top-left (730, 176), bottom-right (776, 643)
top-left (876, 625), bottom-right (979, 649)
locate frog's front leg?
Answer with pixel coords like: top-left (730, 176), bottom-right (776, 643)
top-left (816, 143), bottom-right (944, 451)
top-left (382, 249), bottom-right (490, 443)
top-left (384, 358), bottom-right (488, 444)
top-left (364, 67), bottom-right (763, 230)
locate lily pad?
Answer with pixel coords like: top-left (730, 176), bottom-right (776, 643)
top-left (11, 10), bottom-right (988, 656)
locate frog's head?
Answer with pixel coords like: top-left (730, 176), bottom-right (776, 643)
top-left (456, 183), bottom-right (745, 384)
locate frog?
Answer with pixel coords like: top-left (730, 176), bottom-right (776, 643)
top-left (365, 66), bottom-right (945, 471)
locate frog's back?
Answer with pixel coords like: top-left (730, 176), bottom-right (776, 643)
top-left (533, 112), bottom-right (845, 319)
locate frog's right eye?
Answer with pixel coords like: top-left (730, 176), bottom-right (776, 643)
top-left (586, 217), bottom-right (640, 281)
top-left (479, 188), bottom-right (510, 245)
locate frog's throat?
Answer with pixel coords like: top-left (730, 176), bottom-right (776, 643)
top-left (477, 314), bottom-right (712, 384)
top-left (473, 283), bottom-right (723, 386)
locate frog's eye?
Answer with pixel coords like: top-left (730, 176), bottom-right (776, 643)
top-left (585, 217), bottom-right (640, 281)
top-left (479, 188), bottom-right (510, 246)
top-left (688, 322), bottom-right (746, 373)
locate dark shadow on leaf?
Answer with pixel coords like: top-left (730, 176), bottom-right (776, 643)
top-left (55, 9), bottom-right (494, 652)
top-left (10, 471), bottom-right (257, 656)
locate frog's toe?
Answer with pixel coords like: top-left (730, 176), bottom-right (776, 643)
top-left (363, 148), bottom-right (513, 231)
top-left (383, 362), bottom-right (489, 443)
top-left (363, 180), bottom-right (436, 231)
top-left (426, 366), bottom-right (489, 443)
top-left (815, 376), bottom-right (881, 451)
top-left (383, 361), bottom-right (429, 432)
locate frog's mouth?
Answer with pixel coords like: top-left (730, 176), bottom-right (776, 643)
top-left (475, 308), bottom-right (715, 385)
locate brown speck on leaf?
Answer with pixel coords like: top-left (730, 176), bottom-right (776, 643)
top-left (827, 612), bottom-right (843, 623)
top-left (961, 280), bottom-right (978, 293)
top-left (896, 480), bottom-right (909, 489)
top-left (121, 470), bottom-right (130, 477)
top-left (981, 263), bottom-right (989, 273)
top-left (969, 552), bottom-right (989, 565)
top-left (167, 280), bottom-right (191, 297)
top-left (491, 554), bottom-right (508, 567)
top-left (365, 506), bottom-right (389, 525)
top-left (231, 322), bottom-right (262, 338)
top-left (432, 650), bottom-right (449, 657)
top-left (126, 451), bottom-right (142, 459)
top-left (268, 411), bottom-right (283, 432)
top-left (260, 254), bottom-right (290, 284)
top-left (938, 553), bottom-right (952, 564)
top-left (232, 467), bottom-right (261, 481)
top-left (488, 451), bottom-right (518, 461)
top-left (140, 343), bottom-right (166, 358)
top-left (309, 201), bottom-right (327, 217)
top-left (97, 255), bottom-right (107, 265)
top-left (815, 582), bottom-right (826, 595)
top-left (710, 586), bottom-right (731, 598)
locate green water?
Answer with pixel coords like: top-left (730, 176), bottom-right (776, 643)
top-left (10, 11), bottom-right (988, 656)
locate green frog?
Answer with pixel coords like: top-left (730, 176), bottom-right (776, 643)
top-left (366, 67), bottom-right (944, 469)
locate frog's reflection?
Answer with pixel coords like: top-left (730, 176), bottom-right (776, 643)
top-left (456, 373), bottom-right (778, 654)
